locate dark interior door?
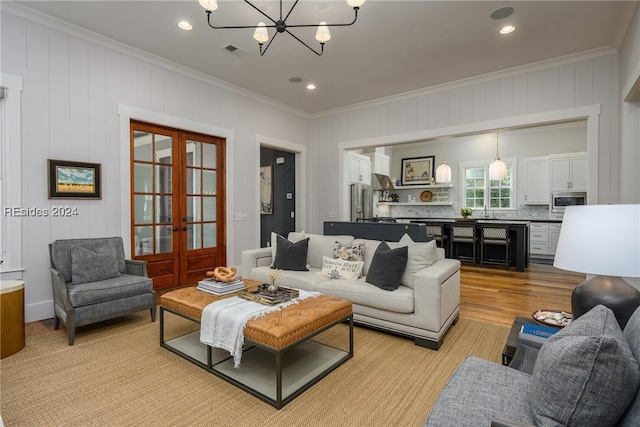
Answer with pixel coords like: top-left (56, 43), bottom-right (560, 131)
top-left (260, 147), bottom-right (296, 247)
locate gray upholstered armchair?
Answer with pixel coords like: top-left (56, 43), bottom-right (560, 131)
top-left (49, 237), bottom-right (157, 345)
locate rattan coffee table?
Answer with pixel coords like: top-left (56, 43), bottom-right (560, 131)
top-left (160, 282), bottom-right (353, 409)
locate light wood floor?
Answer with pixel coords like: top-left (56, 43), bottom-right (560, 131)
top-left (25, 262), bottom-right (583, 337)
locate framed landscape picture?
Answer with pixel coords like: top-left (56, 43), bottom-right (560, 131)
top-left (401, 156), bottom-right (435, 186)
top-left (48, 159), bottom-right (102, 199)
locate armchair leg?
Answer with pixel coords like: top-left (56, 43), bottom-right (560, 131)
top-left (54, 317), bottom-right (60, 330)
top-left (150, 305), bottom-right (157, 322)
top-left (68, 327), bottom-right (76, 346)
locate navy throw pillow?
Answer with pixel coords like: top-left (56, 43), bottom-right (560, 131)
top-left (272, 235), bottom-right (309, 271)
top-left (365, 241), bottom-right (408, 291)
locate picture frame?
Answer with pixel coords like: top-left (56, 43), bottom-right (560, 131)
top-left (47, 159), bottom-right (102, 199)
top-left (259, 165), bottom-right (273, 214)
top-left (401, 156), bottom-right (435, 186)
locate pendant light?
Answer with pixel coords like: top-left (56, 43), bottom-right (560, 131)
top-left (489, 132), bottom-right (507, 181)
top-left (435, 141), bottom-right (452, 183)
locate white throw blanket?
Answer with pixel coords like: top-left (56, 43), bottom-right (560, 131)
top-left (199, 290), bottom-right (321, 368)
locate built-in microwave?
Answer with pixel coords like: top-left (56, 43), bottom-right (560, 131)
top-left (551, 192), bottom-right (587, 213)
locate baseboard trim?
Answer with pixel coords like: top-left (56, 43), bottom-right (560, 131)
top-left (25, 300), bottom-right (54, 323)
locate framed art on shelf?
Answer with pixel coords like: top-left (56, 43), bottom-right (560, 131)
top-left (260, 165), bottom-right (273, 214)
top-left (401, 156), bottom-right (435, 186)
top-left (47, 159), bottom-right (102, 199)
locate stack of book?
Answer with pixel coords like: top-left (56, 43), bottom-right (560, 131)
top-left (197, 278), bottom-right (246, 296)
top-left (518, 322), bottom-right (559, 348)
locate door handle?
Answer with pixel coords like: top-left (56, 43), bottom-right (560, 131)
top-left (172, 227), bottom-right (179, 232)
top-left (182, 226), bottom-right (187, 231)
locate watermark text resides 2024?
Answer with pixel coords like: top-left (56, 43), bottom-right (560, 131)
top-left (3, 206), bottom-right (79, 217)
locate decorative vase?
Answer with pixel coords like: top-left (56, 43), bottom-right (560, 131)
top-left (268, 282), bottom-right (278, 292)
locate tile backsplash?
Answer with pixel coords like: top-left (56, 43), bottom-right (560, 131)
top-left (375, 203), bottom-right (560, 221)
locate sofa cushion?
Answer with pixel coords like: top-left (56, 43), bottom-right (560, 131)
top-left (333, 241), bottom-right (365, 261)
top-left (67, 274), bottom-right (153, 307)
top-left (318, 256), bottom-right (364, 280)
top-left (272, 235), bottom-right (309, 271)
top-left (51, 237), bottom-right (127, 282)
top-left (425, 357), bottom-right (535, 427)
top-left (70, 244), bottom-right (121, 285)
top-left (530, 305), bottom-right (640, 427)
top-left (365, 241), bottom-right (408, 291)
top-left (250, 266), bottom-right (324, 292)
top-left (389, 234), bottom-right (438, 289)
top-left (316, 278), bottom-right (414, 313)
top-left (306, 233), bottom-right (354, 269)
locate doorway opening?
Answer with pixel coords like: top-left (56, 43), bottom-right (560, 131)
top-left (260, 146), bottom-right (296, 247)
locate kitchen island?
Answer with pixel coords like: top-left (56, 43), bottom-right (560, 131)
top-left (405, 218), bottom-right (531, 271)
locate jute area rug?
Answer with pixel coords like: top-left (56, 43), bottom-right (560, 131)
top-left (1, 311), bottom-right (508, 427)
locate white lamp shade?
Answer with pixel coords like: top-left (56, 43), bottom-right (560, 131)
top-left (435, 162), bottom-right (452, 183)
top-left (554, 204), bottom-right (640, 277)
top-left (199, 0), bottom-right (218, 11)
top-left (253, 22), bottom-right (269, 43)
top-left (315, 22), bottom-right (331, 42)
top-left (347, 0), bottom-right (366, 7)
top-left (488, 158), bottom-right (507, 181)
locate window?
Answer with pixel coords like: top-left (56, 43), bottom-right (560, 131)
top-left (460, 161), bottom-right (515, 210)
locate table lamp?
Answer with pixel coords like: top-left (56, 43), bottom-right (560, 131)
top-left (553, 204), bottom-right (640, 328)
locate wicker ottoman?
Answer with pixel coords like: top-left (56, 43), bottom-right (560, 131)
top-left (160, 286), bottom-right (353, 409)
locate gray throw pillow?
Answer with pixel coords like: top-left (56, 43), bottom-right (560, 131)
top-left (530, 305), bottom-right (640, 427)
top-left (365, 241), bottom-right (408, 291)
top-left (70, 244), bottom-right (121, 285)
top-left (272, 235), bottom-right (309, 271)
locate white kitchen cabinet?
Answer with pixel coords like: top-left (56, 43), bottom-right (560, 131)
top-left (365, 152), bottom-right (390, 176)
top-left (549, 152), bottom-right (587, 192)
top-left (530, 222), bottom-right (562, 256)
top-left (549, 223), bottom-right (562, 255)
top-left (529, 223), bottom-right (550, 255)
top-left (521, 156), bottom-right (550, 205)
top-left (347, 152), bottom-right (371, 185)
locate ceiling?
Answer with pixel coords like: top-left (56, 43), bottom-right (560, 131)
top-left (11, 1), bottom-right (639, 115)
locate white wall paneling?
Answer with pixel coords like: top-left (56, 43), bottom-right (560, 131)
top-left (2, 9), bottom-right (310, 321)
top-left (0, 74), bottom-right (24, 281)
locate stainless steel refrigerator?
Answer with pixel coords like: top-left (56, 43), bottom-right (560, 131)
top-left (350, 183), bottom-right (373, 221)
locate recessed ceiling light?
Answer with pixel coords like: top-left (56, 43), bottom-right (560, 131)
top-left (500, 25), bottom-right (516, 35)
top-left (306, 84), bottom-right (316, 90)
top-left (177, 20), bottom-right (193, 31)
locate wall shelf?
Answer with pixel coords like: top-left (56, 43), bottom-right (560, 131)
top-left (392, 184), bottom-right (453, 190)
top-left (378, 202), bottom-right (452, 206)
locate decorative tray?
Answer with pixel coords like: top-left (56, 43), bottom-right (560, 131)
top-left (532, 309), bottom-right (573, 327)
top-left (238, 285), bottom-right (299, 306)
top-left (420, 190), bottom-right (433, 202)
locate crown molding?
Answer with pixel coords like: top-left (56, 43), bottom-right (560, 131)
top-left (312, 46), bottom-right (618, 119)
top-left (1, 1), bottom-right (311, 119)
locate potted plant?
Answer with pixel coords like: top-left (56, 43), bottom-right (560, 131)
top-left (459, 207), bottom-right (475, 220)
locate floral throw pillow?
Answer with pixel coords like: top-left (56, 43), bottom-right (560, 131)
top-left (333, 241), bottom-right (365, 262)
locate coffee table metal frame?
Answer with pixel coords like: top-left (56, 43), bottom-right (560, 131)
top-left (160, 303), bottom-right (354, 409)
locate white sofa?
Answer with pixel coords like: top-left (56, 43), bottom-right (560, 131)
top-left (241, 232), bottom-right (461, 350)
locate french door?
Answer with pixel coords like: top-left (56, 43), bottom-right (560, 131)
top-left (130, 121), bottom-right (226, 290)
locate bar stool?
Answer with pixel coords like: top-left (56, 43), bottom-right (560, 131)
top-left (450, 224), bottom-right (477, 266)
top-left (426, 224), bottom-right (448, 256)
top-left (480, 225), bottom-right (511, 269)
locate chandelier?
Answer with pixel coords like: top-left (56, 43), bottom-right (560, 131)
top-left (198, 0), bottom-right (366, 56)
